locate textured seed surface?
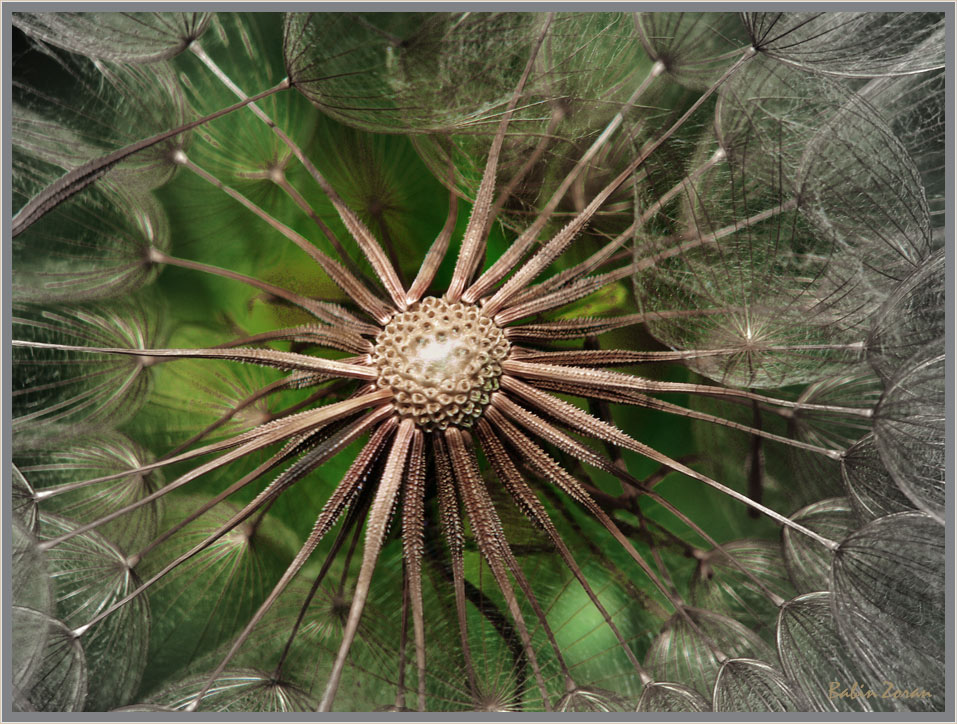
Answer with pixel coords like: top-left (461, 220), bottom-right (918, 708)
top-left (373, 297), bottom-right (509, 430)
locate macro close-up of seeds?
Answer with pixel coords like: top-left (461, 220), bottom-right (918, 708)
top-left (8, 10), bottom-right (949, 714)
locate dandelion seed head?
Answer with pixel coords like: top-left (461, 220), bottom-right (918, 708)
top-left (266, 165), bottom-right (286, 185)
top-left (471, 683), bottom-right (523, 713)
top-left (9, 10), bottom-right (946, 714)
top-left (328, 593), bottom-right (351, 626)
top-left (134, 354), bottom-right (159, 368)
top-left (373, 296), bottom-right (509, 431)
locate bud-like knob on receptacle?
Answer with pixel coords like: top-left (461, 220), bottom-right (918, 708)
top-left (373, 297), bottom-right (509, 431)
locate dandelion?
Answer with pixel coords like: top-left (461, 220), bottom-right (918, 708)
top-left (10, 10), bottom-right (947, 713)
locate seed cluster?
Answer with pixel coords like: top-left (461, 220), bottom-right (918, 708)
top-left (373, 296), bottom-right (509, 431)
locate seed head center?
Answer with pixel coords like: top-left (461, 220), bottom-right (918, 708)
top-left (373, 296), bottom-right (509, 431)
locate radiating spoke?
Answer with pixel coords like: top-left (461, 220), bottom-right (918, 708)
top-left (37, 390), bottom-right (392, 549)
top-left (319, 418), bottom-right (417, 711)
top-left (445, 428), bottom-right (553, 710)
top-left (12, 80), bottom-right (290, 237)
top-left (482, 407), bottom-right (689, 611)
top-left (186, 416), bottom-right (397, 710)
top-left (492, 384), bottom-right (839, 549)
top-left (447, 14), bottom-right (553, 302)
top-left (190, 42), bottom-right (409, 310)
top-left (432, 433), bottom-right (479, 700)
top-left (504, 309), bottom-right (726, 341)
top-left (463, 57), bottom-right (667, 304)
top-left (476, 419), bottom-right (651, 684)
top-left (495, 265), bottom-right (634, 325)
top-left (176, 152), bottom-right (395, 324)
top-left (149, 250), bottom-right (378, 332)
top-left (217, 325), bottom-right (372, 355)
top-left (502, 359), bottom-right (872, 419)
top-left (401, 431), bottom-right (428, 711)
top-left (406, 165), bottom-right (459, 305)
top-left (507, 372), bottom-right (844, 457)
top-left (77, 405), bottom-right (393, 640)
top-left (472, 50), bottom-right (756, 313)
top-left (14, 340), bottom-right (377, 378)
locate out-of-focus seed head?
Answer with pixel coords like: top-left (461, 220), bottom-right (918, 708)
top-left (372, 296), bottom-right (509, 431)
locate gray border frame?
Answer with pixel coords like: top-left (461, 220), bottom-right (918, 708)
top-left (2, 3), bottom-right (953, 723)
